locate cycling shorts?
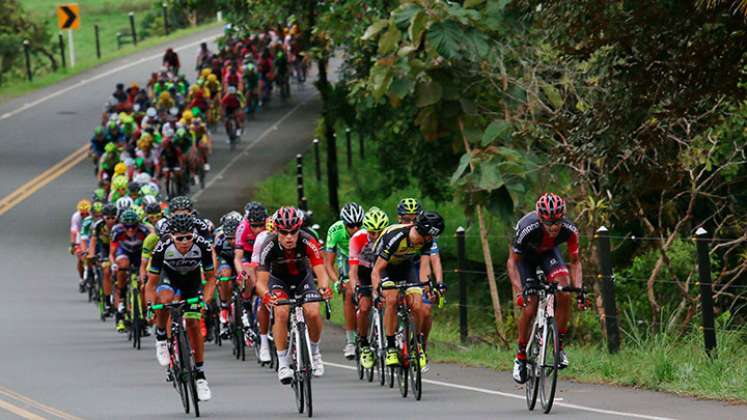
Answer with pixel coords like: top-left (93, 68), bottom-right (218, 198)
top-left (156, 272), bottom-right (201, 300)
top-left (518, 247), bottom-right (569, 289)
top-left (355, 266), bottom-right (372, 298)
top-left (268, 271), bottom-right (321, 304)
top-left (381, 262), bottom-right (422, 296)
top-left (115, 246), bottom-right (142, 270)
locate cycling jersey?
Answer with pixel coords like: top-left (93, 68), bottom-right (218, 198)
top-left (141, 232), bottom-right (160, 261)
top-left (221, 93), bottom-right (241, 112)
top-left (374, 224), bottom-right (432, 266)
top-left (257, 231), bottom-right (324, 281)
top-left (348, 229), bottom-right (377, 269)
top-left (70, 211), bottom-right (86, 244)
top-left (214, 232), bottom-right (235, 263)
top-left (91, 219), bottom-right (113, 249)
top-left (511, 212), bottom-right (579, 258)
top-left (79, 215), bottom-right (95, 244)
top-left (324, 220), bottom-right (351, 257)
top-left (149, 234), bottom-right (213, 299)
top-left (250, 230), bottom-right (271, 266)
top-left (235, 219), bottom-right (260, 256)
top-left (111, 224), bottom-right (150, 255)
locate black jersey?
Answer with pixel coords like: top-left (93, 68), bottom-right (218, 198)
top-left (511, 212), bottom-right (579, 257)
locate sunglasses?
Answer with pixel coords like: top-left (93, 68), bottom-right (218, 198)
top-left (104, 216), bottom-right (117, 221)
top-left (278, 229), bottom-right (299, 236)
top-left (173, 233), bottom-right (194, 242)
top-left (399, 216), bottom-right (417, 223)
top-left (125, 224), bottom-right (138, 230)
top-left (542, 220), bottom-right (561, 227)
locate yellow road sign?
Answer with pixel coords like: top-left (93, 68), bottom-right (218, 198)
top-left (57, 4), bottom-right (80, 30)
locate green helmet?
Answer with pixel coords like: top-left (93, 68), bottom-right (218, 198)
top-left (140, 184), bottom-right (157, 197)
top-left (104, 142), bottom-right (117, 154)
top-left (132, 205), bottom-right (145, 222)
top-left (112, 175), bottom-right (128, 191)
top-left (92, 188), bottom-right (107, 202)
top-left (363, 207), bottom-right (389, 232)
top-left (92, 201), bottom-right (104, 214)
top-left (397, 198), bottom-right (422, 216)
top-left (119, 208), bottom-right (139, 225)
top-left (94, 126), bottom-right (103, 135)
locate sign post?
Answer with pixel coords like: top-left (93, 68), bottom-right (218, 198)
top-left (57, 4), bottom-right (80, 67)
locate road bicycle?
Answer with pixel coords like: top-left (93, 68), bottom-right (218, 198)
top-left (151, 297), bottom-right (204, 418)
top-left (381, 281), bottom-right (427, 401)
top-left (126, 270), bottom-right (145, 350)
top-left (274, 291), bottom-right (331, 418)
top-left (353, 285), bottom-right (377, 383)
top-left (82, 257), bottom-right (99, 304)
top-left (523, 272), bottom-right (584, 414)
top-left (224, 111), bottom-right (241, 151)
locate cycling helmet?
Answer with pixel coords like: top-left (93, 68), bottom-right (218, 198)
top-left (114, 162), bottom-right (127, 176)
top-left (170, 213), bottom-right (194, 233)
top-left (102, 203), bottom-right (117, 217)
top-left (138, 185), bottom-right (155, 197)
top-left (201, 68), bottom-right (212, 78)
top-left (77, 199), bottom-right (92, 213)
top-left (414, 211), bottom-right (445, 237)
top-left (170, 195), bottom-right (194, 213)
top-left (182, 110), bottom-right (193, 121)
top-left (134, 172), bottom-right (152, 186)
top-left (144, 201), bottom-right (162, 215)
top-left (92, 188), bottom-right (107, 202)
top-left (222, 218), bottom-right (240, 238)
top-left (119, 208), bottom-right (139, 225)
top-left (207, 74), bottom-right (217, 82)
top-left (132, 205), bottom-right (145, 222)
top-left (92, 201), bottom-right (104, 214)
top-left (115, 196), bottom-right (134, 213)
top-left (142, 195), bottom-right (158, 206)
top-left (397, 198), bottom-right (422, 216)
top-left (340, 202), bottom-right (365, 227)
top-left (273, 207), bottom-right (303, 231)
top-left (104, 142), bottom-right (117, 154)
top-left (127, 181), bottom-right (141, 194)
top-left (363, 207), bottom-right (389, 232)
top-left (535, 193), bottom-right (566, 222)
top-left (244, 201), bottom-right (268, 223)
top-left (228, 85), bottom-right (237, 94)
top-left (146, 107), bottom-right (157, 118)
top-left (154, 218), bottom-right (168, 235)
top-left (94, 126), bottom-right (103, 135)
top-left (112, 175), bottom-right (128, 191)
top-left (219, 210), bottom-right (243, 226)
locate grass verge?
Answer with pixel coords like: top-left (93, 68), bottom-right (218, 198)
top-left (253, 116), bottom-right (747, 403)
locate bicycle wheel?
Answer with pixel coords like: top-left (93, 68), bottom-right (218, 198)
top-left (174, 332), bottom-right (190, 414)
top-left (525, 325), bottom-right (541, 411)
top-left (180, 331), bottom-right (200, 417)
top-left (409, 330), bottom-right (422, 401)
top-left (397, 321), bottom-right (409, 398)
top-left (132, 287), bottom-right (141, 350)
top-left (86, 266), bottom-right (95, 303)
top-left (291, 329), bottom-right (303, 414)
top-left (299, 325), bottom-right (313, 418)
top-left (373, 313), bottom-right (386, 386)
top-left (355, 344), bottom-right (363, 380)
top-left (540, 317), bottom-right (559, 413)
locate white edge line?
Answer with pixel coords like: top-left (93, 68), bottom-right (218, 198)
top-left (191, 99), bottom-right (310, 201)
top-left (0, 31), bottom-right (222, 121)
top-left (322, 361), bottom-right (677, 420)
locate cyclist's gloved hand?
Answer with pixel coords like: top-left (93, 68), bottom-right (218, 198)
top-left (319, 287), bottom-right (333, 300)
top-left (516, 292), bottom-right (526, 308)
top-left (437, 282), bottom-right (447, 295)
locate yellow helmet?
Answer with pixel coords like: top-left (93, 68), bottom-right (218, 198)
top-left (114, 162), bottom-right (127, 175)
top-left (159, 91), bottom-right (171, 101)
top-left (201, 68), bottom-right (212, 78)
top-left (182, 110), bottom-right (193, 121)
top-left (77, 199), bottom-right (92, 213)
top-left (207, 74), bottom-right (217, 83)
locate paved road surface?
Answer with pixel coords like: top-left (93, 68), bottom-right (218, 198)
top-left (0, 27), bottom-right (745, 420)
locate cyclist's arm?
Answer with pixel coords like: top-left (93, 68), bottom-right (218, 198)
top-left (506, 247), bottom-right (523, 295)
top-left (569, 254), bottom-right (582, 289)
top-left (312, 264), bottom-right (330, 291)
top-left (256, 270), bottom-right (270, 298)
top-left (371, 257), bottom-right (387, 294)
top-left (418, 255), bottom-right (430, 283)
top-left (203, 268), bottom-right (217, 305)
top-left (146, 241), bottom-right (164, 304)
top-left (430, 253), bottom-right (443, 284)
top-left (88, 233), bottom-right (97, 259)
top-left (323, 251), bottom-right (338, 282)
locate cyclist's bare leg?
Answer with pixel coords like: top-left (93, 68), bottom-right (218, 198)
top-left (343, 279), bottom-right (357, 333)
top-left (554, 274), bottom-right (572, 334)
top-left (258, 304), bottom-right (270, 334)
top-left (303, 301), bottom-right (323, 342)
top-left (421, 303), bottom-right (433, 349)
top-left (406, 293), bottom-right (425, 333)
top-left (382, 289), bottom-right (399, 336)
top-left (115, 256), bottom-right (130, 308)
top-left (518, 296), bottom-right (539, 348)
top-left (186, 318), bottom-right (205, 364)
top-left (356, 296), bottom-right (372, 338)
top-left (102, 262), bottom-right (112, 297)
top-left (273, 305), bottom-right (290, 351)
top-left (155, 288), bottom-right (175, 331)
top-left (218, 267), bottom-right (233, 303)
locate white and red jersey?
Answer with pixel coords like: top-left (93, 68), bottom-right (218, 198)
top-left (251, 230), bottom-right (271, 266)
top-left (348, 229), bottom-right (378, 269)
top-left (70, 211), bottom-right (85, 244)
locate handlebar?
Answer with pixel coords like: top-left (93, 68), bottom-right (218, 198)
top-left (380, 281), bottom-right (426, 291)
top-left (524, 283), bottom-right (586, 295)
top-left (151, 296), bottom-right (204, 311)
top-left (274, 296), bottom-right (332, 320)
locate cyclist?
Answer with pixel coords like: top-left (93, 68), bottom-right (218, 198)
top-left (255, 207), bottom-right (332, 383)
top-left (196, 42), bottom-right (213, 71)
top-left (371, 211), bottom-right (445, 370)
top-left (108, 175), bottom-right (129, 203)
top-left (349, 207), bottom-right (389, 370)
top-left (324, 202), bottom-right (364, 359)
top-left (70, 200), bottom-right (92, 292)
top-left (397, 198), bottom-right (445, 373)
top-left (215, 217), bottom-right (240, 339)
top-left (98, 143), bottom-right (121, 182)
top-left (110, 208), bottom-right (153, 332)
top-left (87, 203), bottom-right (118, 314)
top-left (221, 85), bottom-right (244, 136)
top-left (162, 48), bottom-right (180, 76)
top-left (156, 196), bottom-right (213, 240)
top-left (508, 193), bottom-right (584, 384)
top-left (143, 202), bottom-right (163, 225)
top-left (146, 214), bottom-right (215, 402)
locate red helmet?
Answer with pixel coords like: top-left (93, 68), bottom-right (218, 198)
top-left (536, 193), bottom-right (566, 222)
top-left (273, 207), bottom-right (303, 231)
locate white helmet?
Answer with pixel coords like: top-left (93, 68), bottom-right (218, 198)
top-left (142, 195), bottom-right (158, 206)
top-left (116, 197), bottom-right (134, 213)
top-left (146, 107), bottom-right (157, 117)
top-left (340, 202), bottom-right (364, 226)
top-left (134, 172), bottom-right (152, 185)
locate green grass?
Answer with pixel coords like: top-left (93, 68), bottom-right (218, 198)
top-left (254, 117), bottom-right (747, 403)
top-left (1, 1), bottom-right (220, 101)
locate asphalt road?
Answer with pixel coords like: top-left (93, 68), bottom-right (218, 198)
top-left (0, 27), bottom-right (745, 420)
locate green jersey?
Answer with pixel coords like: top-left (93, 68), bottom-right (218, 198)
top-left (141, 232), bottom-right (160, 261)
top-left (325, 220), bottom-right (351, 257)
top-left (80, 216), bottom-right (95, 242)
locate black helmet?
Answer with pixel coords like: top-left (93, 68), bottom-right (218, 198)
top-left (119, 208), bottom-right (139, 225)
top-left (244, 201), bottom-right (268, 223)
top-left (102, 203), bottom-right (117, 217)
top-left (128, 181), bottom-right (141, 194)
top-left (170, 195), bottom-right (194, 212)
top-left (219, 211), bottom-right (242, 226)
top-left (144, 202), bottom-right (162, 215)
top-left (170, 214), bottom-right (194, 233)
top-left (222, 218), bottom-right (240, 238)
top-left (414, 211), bottom-right (445, 238)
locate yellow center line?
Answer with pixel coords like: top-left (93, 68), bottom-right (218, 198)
top-left (0, 386), bottom-right (82, 420)
top-left (0, 145), bottom-right (89, 217)
top-left (0, 398), bottom-right (47, 420)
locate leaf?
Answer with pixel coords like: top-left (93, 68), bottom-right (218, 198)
top-left (397, 45), bottom-right (418, 57)
top-left (362, 20), bottom-right (388, 41)
top-left (426, 21), bottom-right (464, 60)
top-left (477, 161), bottom-right (504, 191)
top-left (389, 77), bottom-right (413, 99)
top-left (464, 0), bottom-right (486, 8)
top-left (415, 79), bottom-right (443, 108)
top-left (450, 153), bottom-right (472, 184)
top-left (415, 107), bottom-right (439, 140)
top-left (541, 83), bottom-right (564, 109)
top-left (393, 4), bottom-right (422, 29)
top-left (379, 24), bottom-right (402, 55)
top-left (408, 10), bottom-right (428, 46)
top-left (481, 119), bottom-right (511, 146)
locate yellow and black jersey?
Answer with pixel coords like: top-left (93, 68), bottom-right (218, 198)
top-left (373, 224), bottom-right (432, 266)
